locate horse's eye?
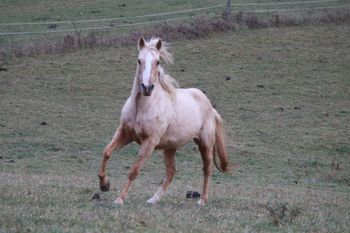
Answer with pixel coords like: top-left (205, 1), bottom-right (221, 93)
top-left (156, 60), bottom-right (160, 66)
top-left (138, 59), bottom-right (141, 65)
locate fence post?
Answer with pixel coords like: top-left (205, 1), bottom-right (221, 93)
top-left (224, 0), bottom-right (232, 20)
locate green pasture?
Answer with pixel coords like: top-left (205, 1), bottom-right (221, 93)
top-left (1, 0), bottom-right (225, 42)
top-left (2, 0), bottom-right (346, 23)
top-left (1, 0), bottom-right (349, 45)
top-left (0, 22), bottom-right (349, 232)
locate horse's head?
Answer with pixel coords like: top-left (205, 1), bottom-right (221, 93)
top-left (136, 37), bottom-right (163, 97)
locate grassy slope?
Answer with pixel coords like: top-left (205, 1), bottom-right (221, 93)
top-left (0, 24), bottom-right (349, 232)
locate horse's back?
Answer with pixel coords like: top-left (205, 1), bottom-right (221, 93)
top-left (175, 88), bottom-right (213, 116)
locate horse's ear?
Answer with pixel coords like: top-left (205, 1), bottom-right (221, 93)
top-left (138, 37), bottom-right (145, 51)
top-left (156, 39), bottom-right (162, 51)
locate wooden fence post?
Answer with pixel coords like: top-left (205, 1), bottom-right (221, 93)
top-left (225, 0), bottom-right (232, 20)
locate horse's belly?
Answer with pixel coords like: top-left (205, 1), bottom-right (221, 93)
top-left (156, 122), bottom-right (200, 149)
top-left (155, 136), bottom-right (190, 150)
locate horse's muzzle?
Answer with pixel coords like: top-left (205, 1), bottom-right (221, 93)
top-left (141, 83), bottom-right (154, 96)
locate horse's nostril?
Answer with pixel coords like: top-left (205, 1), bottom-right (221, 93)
top-left (141, 83), bottom-right (154, 92)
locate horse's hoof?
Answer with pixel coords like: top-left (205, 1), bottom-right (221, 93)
top-left (100, 181), bottom-right (110, 192)
top-left (146, 197), bottom-right (158, 204)
top-left (114, 197), bottom-right (124, 205)
top-left (197, 199), bottom-right (206, 206)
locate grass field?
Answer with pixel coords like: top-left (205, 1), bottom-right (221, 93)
top-left (0, 0), bottom-right (224, 45)
top-left (1, 21), bottom-right (350, 232)
top-left (1, 0), bottom-right (350, 46)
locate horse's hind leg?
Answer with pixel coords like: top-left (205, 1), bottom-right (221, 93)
top-left (147, 149), bottom-right (176, 204)
top-left (194, 125), bottom-right (215, 206)
top-left (98, 126), bottom-right (131, 192)
top-left (197, 145), bottom-right (213, 206)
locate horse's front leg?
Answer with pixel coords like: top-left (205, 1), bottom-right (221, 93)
top-left (147, 149), bottom-right (176, 204)
top-left (115, 138), bottom-right (157, 205)
top-left (98, 126), bottom-right (131, 192)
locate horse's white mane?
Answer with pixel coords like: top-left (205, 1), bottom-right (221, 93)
top-left (145, 37), bottom-right (179, 95)
top-left (158, 66), bottom-right (179, 95)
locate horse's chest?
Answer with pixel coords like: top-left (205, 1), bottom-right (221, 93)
top-left (134, 120), bottom-right (148, 137)
top-left (125, 115), bottom-right (164, 141)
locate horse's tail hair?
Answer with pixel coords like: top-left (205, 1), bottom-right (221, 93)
top-left (213, 110), bottom-right (232, 174)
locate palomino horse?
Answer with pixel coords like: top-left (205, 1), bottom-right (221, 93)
top-left (98, 37), bottom-right (231, 206)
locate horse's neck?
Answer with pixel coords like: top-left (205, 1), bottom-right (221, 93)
top-left (129, 77), bottom-right (168, 110)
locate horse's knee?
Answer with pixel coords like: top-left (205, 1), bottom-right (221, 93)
top-left (128, 168), bottom-right (139, 181)
top-left (168, 168), bottom-right (176, 180)
top-left (103, 148), bottom-right (112, 159)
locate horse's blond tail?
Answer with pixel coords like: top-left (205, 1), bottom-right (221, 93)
top-left (213, 111), bottom-right (231, 174)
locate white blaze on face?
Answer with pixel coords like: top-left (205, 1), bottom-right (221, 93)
top-left (142, 53), bottom-right (153, 86)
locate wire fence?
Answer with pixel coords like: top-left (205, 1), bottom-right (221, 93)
top-left (0, 0), bottom-right (341, 26)
top-left (0, 0), bottom-right (349, 37)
